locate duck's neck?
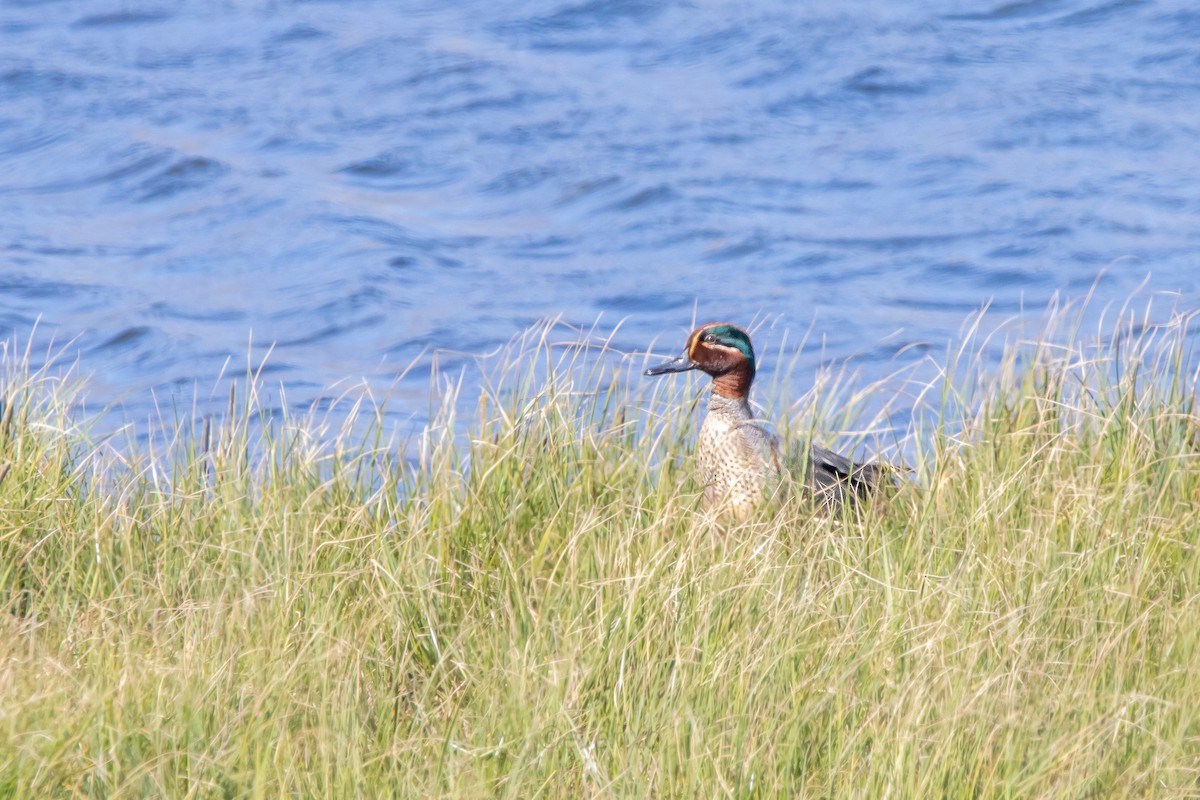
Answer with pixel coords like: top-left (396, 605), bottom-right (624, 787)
top-left (711, 365), bottom-right (753, 402)
top-left (707, 389), bottom-right (753, 419)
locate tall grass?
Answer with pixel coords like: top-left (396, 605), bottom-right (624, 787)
top-left (1, 304), bottom-right (1198, 798)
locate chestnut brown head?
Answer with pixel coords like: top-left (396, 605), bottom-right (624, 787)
top-left (645, 322), bottom-right (757, 398)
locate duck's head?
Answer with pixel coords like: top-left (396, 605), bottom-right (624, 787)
top-left (644, 322), bottom-right (757, 399)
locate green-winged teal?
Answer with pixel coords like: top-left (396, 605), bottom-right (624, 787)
top-left (645, 322), bottom-right (885, 517)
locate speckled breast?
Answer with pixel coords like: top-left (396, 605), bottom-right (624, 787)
top-left (695, 399), bottom-right (782, 518)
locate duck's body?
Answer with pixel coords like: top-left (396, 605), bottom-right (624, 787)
top-left (646, 322), bottom-right (885, 517)
top-left (694, 391), bottom-right (783, 517)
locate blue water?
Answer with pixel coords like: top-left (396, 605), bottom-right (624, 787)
top-left (3, 0), bottom-right (1199, 438)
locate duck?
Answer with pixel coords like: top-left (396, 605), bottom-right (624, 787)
top-left (645, 322), bottom-right (886, 517)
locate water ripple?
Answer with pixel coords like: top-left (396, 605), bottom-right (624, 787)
top-left (73, 9), bottom-right (173, 28)
top-left (133, 156), bottom-right (228, 203)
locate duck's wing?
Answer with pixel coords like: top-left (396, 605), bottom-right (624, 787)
top-left (807, 444), bottom-right (892, 504)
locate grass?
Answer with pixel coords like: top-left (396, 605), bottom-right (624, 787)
top-left (1, 302), bottom-right (1199, 798)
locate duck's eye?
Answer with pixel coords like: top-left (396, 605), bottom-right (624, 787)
top-left (704, 334), bottom-right (717, 343)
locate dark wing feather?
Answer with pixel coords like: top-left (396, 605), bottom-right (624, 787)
top-left (806, 444), bottom-right (892, 507)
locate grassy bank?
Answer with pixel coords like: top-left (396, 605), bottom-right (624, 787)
top-left (1, 308), bottom-right (1199, 798)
